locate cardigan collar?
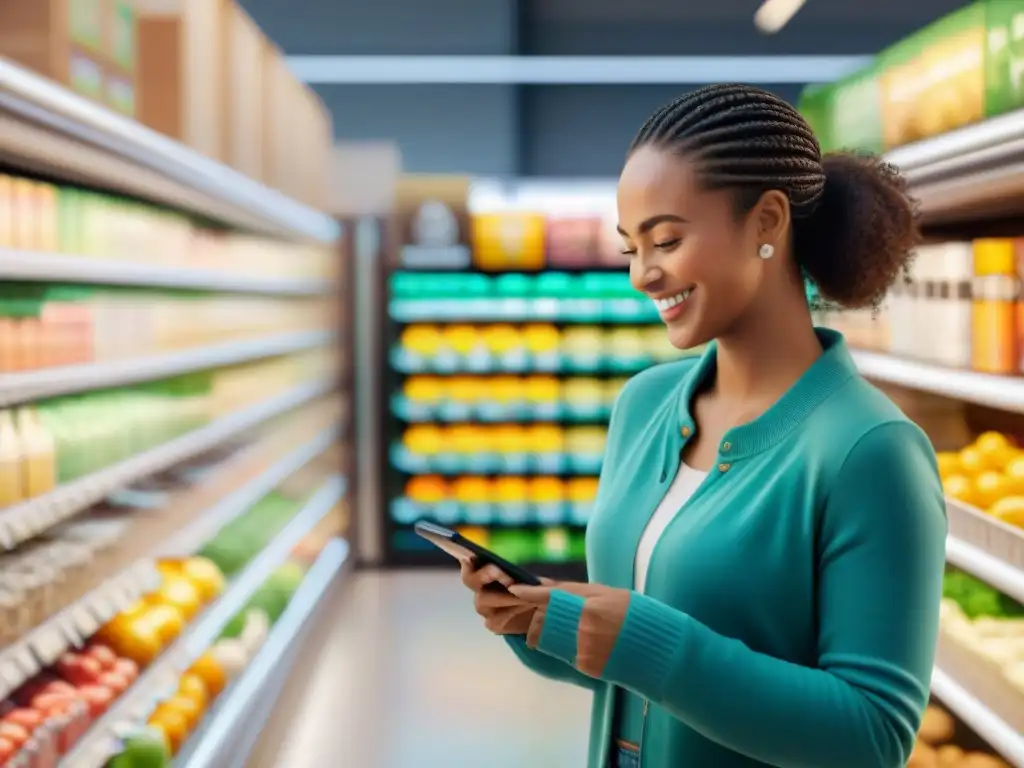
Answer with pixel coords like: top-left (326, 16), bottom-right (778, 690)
top-left (674, 327), bottom-right (857, 460)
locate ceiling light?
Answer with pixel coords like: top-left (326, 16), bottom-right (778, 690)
top-left (754, 0), bottom-right (809, 34)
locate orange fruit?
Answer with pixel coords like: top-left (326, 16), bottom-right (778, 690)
top-left (181, 558), bottom-right (225, 603)
top-left (943, 474), bottom-right (977, 507)
top-left (177, 673), bottom-right (210, 709)
top-left (148, 705), bottom-right (189, 755)
top-left (1003, 455), bottom-right (1024, 494)
top-left (187, 651), bottom-right (227, 699)
top-left (958, 446), bottom-right (990, 476)
top-left (936, 452), bottom-right (962, 480)
top-left (162, 695), bottom-right (202, 731)
top-left (990, 496), bottom-right (1024, 528)
top-left (976, 431), bottom-right (1014, 453)
top-left (974, 471), bottom-right (1012, 510)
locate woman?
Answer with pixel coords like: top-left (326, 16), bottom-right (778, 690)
top-left (461, 83), bottom-right (947, 768)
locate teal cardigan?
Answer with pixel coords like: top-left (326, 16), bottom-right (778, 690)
top-left (505, 328), bottom-right (947, 768)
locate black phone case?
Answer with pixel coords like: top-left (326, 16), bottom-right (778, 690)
top-left (413, 521), bottom-right (543, 586)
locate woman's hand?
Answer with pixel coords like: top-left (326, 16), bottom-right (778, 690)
top-left (460, 559), bottom-right (547, 636)
top-left (510, 582), bottom-right (631, 677)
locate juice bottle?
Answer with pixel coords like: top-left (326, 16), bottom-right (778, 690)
top-left (396, 325), bottom-right (443, 372)
top-left (561, 327), bottom-right (604, 373)
top-left (563, 377), bottom-right (604, 422)
top-left (444, 377), bottom-right (480, 422)
top-left (399, 425), bottom-right (444, 473)
top-left (526, 425), bottom-right (566, 474)
top-left (541, 527), bottom-right (572, 562)
top-left (396, 475), bottom-right (448, 525)
top-left (0, 175), bottom-right (12, 248)
top-left (0, 410), bottom-right (25, 507)
top-left (443, 325), bottom-right (487, 372)
top-left (484, 377), bottom-right (524, 422)
top-left (522, 324), bottom-right (562, 372)
top-left (449, 425), bottom-right (495, 474)
top-left (566, 477), bottom-right (600, 526)
top-left (607, 328), bottom-right (648, 372)
top-left (472, 212), bottom-right (546, 273)
top-left (493, 425), bottom-right (530, 474)
top-left (566, 427), bottom-right (607, 474)
top-left (15, 408), bottom-right (56, 498)
top-left (494, 476), bottom-right (530, 525)
top-left (400, 376), bottom-right (444, 422)
top-left (452, 476), bottom-right (493, 526)
top-left (529, 477), bottom-right (566, 525)
top-left (480, 324), bottom-right (527, 372)
top-left (524, 376), bottom-right (562, 422)
top-left (972, 239), bottom-right (1017, 374)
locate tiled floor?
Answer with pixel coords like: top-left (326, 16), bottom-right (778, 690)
top-left (255, 570), bottom-right (591, 768)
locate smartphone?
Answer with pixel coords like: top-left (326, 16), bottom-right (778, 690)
top-left (413, 521), bottom-right (542, 586)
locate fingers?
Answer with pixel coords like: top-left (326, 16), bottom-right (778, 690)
top-left (460, 559), bottom-right (513, 591)
top-left (508, 585), bottom-right (552, 605)
top-left (483, 605), bottom-right (533, 635)
top-left (474, 588), bottom-right (526, 616)
top-left (526, 605), bottom-right (546, 649)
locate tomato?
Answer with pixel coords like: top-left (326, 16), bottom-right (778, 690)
top-left (113, 659), bottom-right (139, 683)
top-left (85, 645), bottom-right (118, 671)
top-left (77, 686), bottom-right (115, 719)
top-left (0, 721), bottom-right (30, 749)
top-left (0, 736), bottom-right (15, 762)
top-left (97, 671), bottom-right (130, 696)
top-left (2, 708), bottom-right (44, 732)
top-left (30, 692), bottom-right (79, 715)
top-left (56, 655), bottom-right (102, 687)
top-left (42, 680), bottom-right (76, 697)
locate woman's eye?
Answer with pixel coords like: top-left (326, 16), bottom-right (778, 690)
top-left (620, 248), bottom-right (637, 257)
top-left (654, 238), bottom-right (682, 251)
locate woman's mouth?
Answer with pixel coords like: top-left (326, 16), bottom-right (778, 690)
top-left (651, 288), bottom-right (694, 322)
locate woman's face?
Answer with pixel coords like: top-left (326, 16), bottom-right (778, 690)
top-left (617, 145), bottom-right (777, 350)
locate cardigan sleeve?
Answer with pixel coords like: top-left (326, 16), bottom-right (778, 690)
top-left (536, 421), bottom-right (947, 768)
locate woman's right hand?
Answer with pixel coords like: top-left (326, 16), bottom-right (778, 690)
top-left (460, 559), bottom-right (541, 636)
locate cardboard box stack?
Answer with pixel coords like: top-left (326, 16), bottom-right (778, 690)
top-left (0, 0), bottom-right (138, 116)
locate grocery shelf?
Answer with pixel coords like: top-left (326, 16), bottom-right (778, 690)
top-left (0, 58), bottom-right (337, 243)
top-left (850, 349), bottom-right (1024, 414)
top-left (886, 107), bottom-right (1024, 227)
top-left (0, 377), bottom-right (335, 550)
top-left (0, 251), bottom-right (333, 295)
top-left (0, 428), bottom-right (338, 713)
top-left (0, 330), bottom-right (336, 408)
top-left (946, 499), bottom-right (1024, 606)
top-left (60, 476), bottom-right (347, 768)
top-left (931, 665), bottom-right (1024, 767)
top-left (0, 561), bottom-right (160, 702)
top-left (174, 538), bottom-right (350, 768)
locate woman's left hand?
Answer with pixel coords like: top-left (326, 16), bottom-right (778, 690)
top-left (509, 582), bottom-right (631, 677)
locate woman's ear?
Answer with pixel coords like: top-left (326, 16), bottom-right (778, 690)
top-left (754, 189), bottom-right (791, 245)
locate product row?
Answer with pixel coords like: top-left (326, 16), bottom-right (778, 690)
top-left (389, 271), bottom-right (656, 323)
top-left (938, 431), bottom-right (1024, 528)
top-left (0, 287), bottom-right (331, 373)
top-left (392, 324), bottom-right (696, 375)
top-left (392, 425), bottom-right (607, 476)
top-left (822, 238), bottom-right (1024, 373)
top-left (0, 175), bottom-right (333, 278)
top-left (391, 476), bottom-right (599, 527)
top-left (392, 376), bottom-right (627, 424)
top-left (391, 524), bottom-right (585, 564)
top-left (800, 0), bottom-right (1024, 154)
top-left (0, 350), bottom-right (332, 508)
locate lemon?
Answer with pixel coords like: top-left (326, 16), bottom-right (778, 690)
top-left (976, 431), bottom-right (1014, 453)
top-left (935, 452), bottom-right (962, 480)
top-left (958, 446), bottom-right (990, 476)
top-left (974, 471), bottom-right (1012, 510)
top-left (990, 496), bottom-right (1024, 529)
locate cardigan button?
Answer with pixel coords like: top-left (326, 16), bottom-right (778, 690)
top-left (681, 426), bottom-right (691, 437)
top-left (718, 463), bottom-right (731, 472)
top-left (721, 441), bottom-right (731, 452)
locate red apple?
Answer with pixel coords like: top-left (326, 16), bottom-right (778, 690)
top-left (76, 686), bottom-right (115, 719)
top-left (85, 645), bottom-right (118, 671)
top-left (56, 655), bottom-right (102, 687)
top-left (2, 708), bottom-right (44, 732)
top-left (0, 736), bottom-right (15, 762)
top-left (30, 692), bottom-right (79, 716)
top-left (42, 680), bottom-right (77, 698)
top-left (96, 671), bottom-right (130, 696)
top-left (112, 659), bottom-right (139, 683)
top-left (0, 721), bottom-right (29, 749)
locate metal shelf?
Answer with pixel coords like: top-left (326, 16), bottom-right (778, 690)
top-left (173, 538), bottom-right (350, 768)
top-left (886, 107), bottom-right (1024, 227)
top-left (946, 499), bottom-right (1024, 606)
top-left (0, 330), bottom-right (335, 408)
top-left (850, 350), bottom-right (1024, 414)
top-left (0, 58), bottom-right (337, 243)
top-left (0, 251), bottom-right (334, 294)
top-left (0, 378), bottom-right (335, 550)
top-left (0, 427), bottom-right (338, 709)
top-left (59, 476), bottom-right (347, 768)
top-left (932, 665), bottom-right (1024, 767)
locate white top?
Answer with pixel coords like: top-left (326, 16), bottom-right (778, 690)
top-left (634, 463), bottom-right (708, 593)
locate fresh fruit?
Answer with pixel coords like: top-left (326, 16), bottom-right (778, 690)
top-left (177, 673), bottom-right (209, 709)
top-left (108, 727), bottom-right (171, 768)
top-left (98, 670), bottom-right (131, 695)
top-left (57, 653), bottom-right (103, 686)
top-left (85, 644), bottom-right (118, 670)
top-left (976, 431), bottom-right (1014, 453)
top-left (148, 705), bottom-right (189, 755)
top-left (181, 557), bottom-right (226, 602)
top-left (2, 708), bottom-right (43, 731)
top-left (210, 639), bottom-right (248, 679)
top-left (935, 451), bottom-right (961, 480)
top-left (974, 471), bottom-right (1012, 510)
top-left (1004, 455), bottom-right (1024, 494)
top-left (78, 685), bottom-right (115, 718)
top-left (114, 658), bottom-right (140, 683)
top-left (141, 604), bottom-right (187, 647)
top-left (0, 737), bottom-right (14, 762)
top-left (187, 652), bottom-right (227, 697)
top-left (943, 474), bottom-right (978, 507)
top-left (959, 446), bottom-right (992, 475)
top-left (0, 722), bottom-right (29, 749)
top-left (161, 694), bottom-right (202, 731)
top-left (153, 577), bottom-right (203, 621)
top-left (989, 496), bottom-right (1024, 528)
top-left (31, 692), bottom-right (79, 714)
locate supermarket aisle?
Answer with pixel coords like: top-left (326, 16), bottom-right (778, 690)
top-left (258, 570), bottom-right (591, 768)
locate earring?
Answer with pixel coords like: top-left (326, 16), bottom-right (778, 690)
top-left (758, 243), bottom-right (775, 260)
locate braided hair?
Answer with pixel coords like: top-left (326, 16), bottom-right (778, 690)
top-left (629, 84), bottom-right (919, 309)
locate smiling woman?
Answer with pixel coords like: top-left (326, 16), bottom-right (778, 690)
top-left (459, 83), bottom-right (947, 768)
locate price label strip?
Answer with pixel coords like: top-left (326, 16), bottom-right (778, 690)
top-left (31, 623), bottom-right (69, 666)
